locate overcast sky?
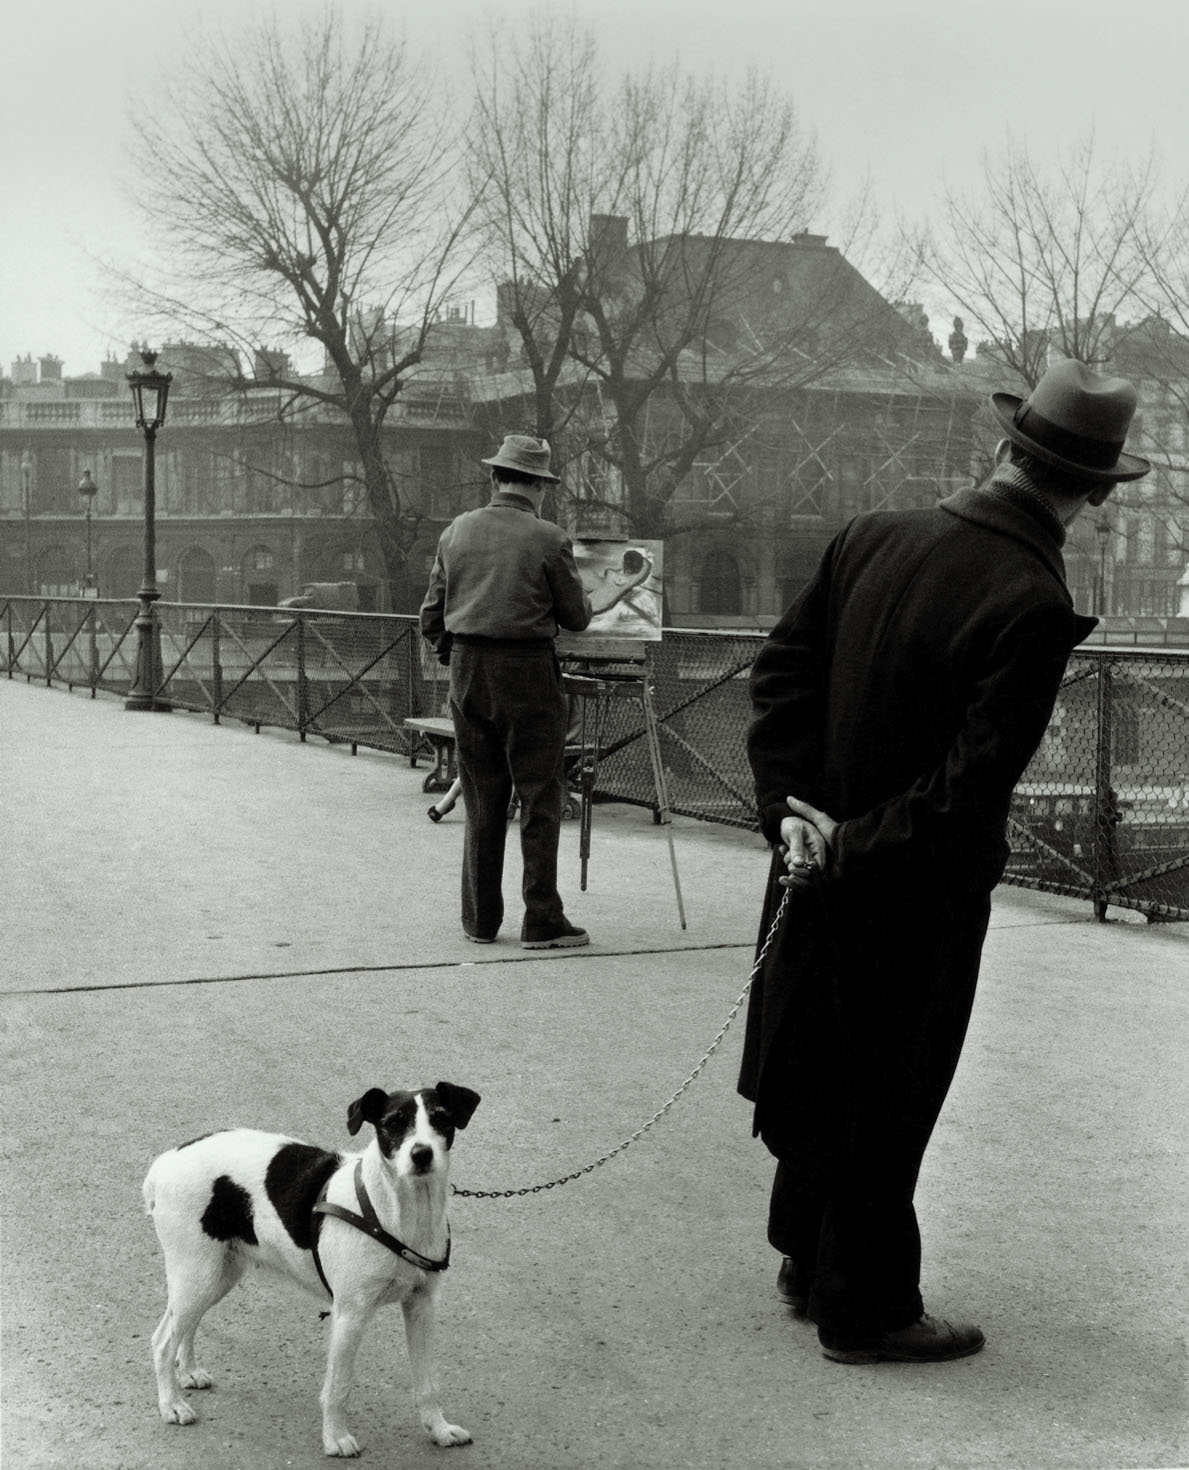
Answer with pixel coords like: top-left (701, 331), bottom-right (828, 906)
top-left (4, 0), bottom-right (1187, 377)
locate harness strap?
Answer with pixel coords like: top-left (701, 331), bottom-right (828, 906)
top-left (310, 1159), bottom-right (451, 1300)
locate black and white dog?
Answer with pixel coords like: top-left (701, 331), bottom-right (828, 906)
top-left (143, 1082), bottom-right (480, 1458)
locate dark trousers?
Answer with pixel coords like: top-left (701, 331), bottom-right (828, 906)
top-left (768, 1164), bottom-right (923, 1340)
top-left (764, 884), bottom-right (991, 1343)
top-left (449, 640), bottom-right (568, 938)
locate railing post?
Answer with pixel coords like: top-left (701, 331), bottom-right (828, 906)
top-left (406, 621), bottom-right (419, 720)
top-left (88, 602), bottom-right (99, 697)
top-left (5, 601), bottom-right (12, 678)
top-left (44, 600), bottom-right (53, 686)
top-left (211, 611), bottom-right (223, 723)
top-left (296, 612), bottom-right (310, 741)
top-left (1091, 658), bottom-right (1118, 922)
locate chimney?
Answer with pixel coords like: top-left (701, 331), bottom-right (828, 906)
top-left (254, 347), bottom-right (290, 381)
top-left (589, 214), bottom-right (629, 269)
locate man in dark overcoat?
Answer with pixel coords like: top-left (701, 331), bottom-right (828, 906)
top-left (738, 359), bottom-right (1149, 1364)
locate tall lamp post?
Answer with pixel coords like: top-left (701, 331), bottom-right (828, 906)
top-left (125, 349), bottom-right (172, 711)
top-left (1094, 515), bottom-right (1111, 616)
top-left (20, 449), bottom-right (33, 595)
top-left (78, 468), bottom-right (99, 595)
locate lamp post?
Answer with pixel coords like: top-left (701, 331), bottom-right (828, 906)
top-left (1094, 515), bottom-right (1111, 617)
top-left (78, 468), bottom-right (99, 596)
top-left (125, 349), bottom-right (172, 711)
top-left (20, 449), bottom-right (33, 595)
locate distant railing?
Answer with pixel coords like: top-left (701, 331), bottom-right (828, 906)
top-left (0, 596), bottom-right (435, 753)
top-left (3, 596), bottom-right (1187, 924)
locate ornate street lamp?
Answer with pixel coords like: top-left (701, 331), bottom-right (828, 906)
top-left (20, 449), bottom-right (33, 595)
top-left (78, 468), bottom-right (99, 595)
top-left (125, 349), bottom-right (173, 710)
top-left (1094, 515), bottom-right (1111, 617)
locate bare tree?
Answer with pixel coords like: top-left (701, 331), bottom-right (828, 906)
top-left (123, 6), bottom-right (476, 607)
top-left (914, 133), bottom-right (1158, 387)
top-left (911, 137), bottom-right (1189, 611)
top-left (466, 12), bottom-right (602, 458)
top-left (468, 15), bottom-right (906, 537)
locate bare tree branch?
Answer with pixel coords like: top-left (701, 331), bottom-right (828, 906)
top-left (117, 5), bottom-right (480, 606)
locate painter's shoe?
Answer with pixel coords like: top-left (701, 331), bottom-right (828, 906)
top-left (820, 1313), bottom-right (985, 1365)
top-left (520, 919), bottom-right (590, 949)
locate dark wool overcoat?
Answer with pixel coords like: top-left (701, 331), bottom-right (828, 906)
top-left (738, 486), bottom-right (1096, 1187)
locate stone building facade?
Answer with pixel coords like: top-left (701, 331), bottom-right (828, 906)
top-left (4, 251), bottom-right (1185, 628)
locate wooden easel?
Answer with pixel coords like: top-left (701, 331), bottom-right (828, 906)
top-left (561, 653), bottom-right (687, 929)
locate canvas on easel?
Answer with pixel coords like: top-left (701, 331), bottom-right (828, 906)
top-left (556, 540), bottom-right (663, 661)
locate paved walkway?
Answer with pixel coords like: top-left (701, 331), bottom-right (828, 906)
top-left (1, 676), bottom-right (1186, 1470)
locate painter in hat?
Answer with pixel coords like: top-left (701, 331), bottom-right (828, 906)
top-left (419, 430), bottom-right (593, 951)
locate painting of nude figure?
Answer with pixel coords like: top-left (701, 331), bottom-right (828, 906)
top-left (563, 540), bottom-right (664, 650)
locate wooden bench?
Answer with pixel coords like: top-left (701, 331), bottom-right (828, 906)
top-left (403, 716), bottom-right (457, 793)
top-left (403, 714), bottom-right (582, 818)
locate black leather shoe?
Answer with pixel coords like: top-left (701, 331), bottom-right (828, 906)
top-left (776, 1257), bottom-right (810, 1316)
top-left (820, 1313), bottom-right (985, 1365)
top-left (520, 919), bottom-right (590, 949)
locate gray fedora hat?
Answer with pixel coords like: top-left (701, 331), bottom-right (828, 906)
top-left (990, 358), bottom-right (1149, 483)
top-left (481, 433), bottom-right (559, 483)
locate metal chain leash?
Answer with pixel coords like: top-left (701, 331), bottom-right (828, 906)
top-left (451, 884), bottom-right (791, 1200)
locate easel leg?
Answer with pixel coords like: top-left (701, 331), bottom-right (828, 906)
top-left (641, 680), bottom-right (686, 929)
top-left (577, 692), bottom-right (599, 891)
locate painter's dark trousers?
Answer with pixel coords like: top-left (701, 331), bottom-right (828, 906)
top-left (449, 637), bottom-right (568, 938)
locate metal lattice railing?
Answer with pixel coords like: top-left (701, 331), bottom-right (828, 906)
top-left (3, 598), bottom-right (1187, 923)
top-left (0, 597), bottom-right (445, 753)
top-left (1005, 653), bottom-right (1189, 923)
top-left (578, 631), bottom-right (760, 830)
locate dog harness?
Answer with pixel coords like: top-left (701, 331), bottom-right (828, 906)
top-left (310, 1158), bottom-right (451, 1300)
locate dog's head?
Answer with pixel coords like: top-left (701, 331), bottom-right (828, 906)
top-left (347, 1082), bottom-right (481, 1177)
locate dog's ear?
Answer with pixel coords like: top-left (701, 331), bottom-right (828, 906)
top-left (346, 1087), bottom-right (390, 1136)
top-left (434, 1082), bottom-right (481, 1130)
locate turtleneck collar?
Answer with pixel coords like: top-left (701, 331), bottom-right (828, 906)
top-left (985, 462), bottom-right (1067, 548)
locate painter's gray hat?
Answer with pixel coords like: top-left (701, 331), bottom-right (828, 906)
top-left (481, 434), bottom-right (559, 483)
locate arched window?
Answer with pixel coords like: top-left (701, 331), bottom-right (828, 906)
top-left (775, 550), bottom-right (818, 615)
top-left (178, 546), bottom-right (217, 605)
top-left (243, 544), bottom-right (278, 607)
top-left (698, 548), bottom-right (743, 616)
top-left (105, 544), bottom-right (143, 600)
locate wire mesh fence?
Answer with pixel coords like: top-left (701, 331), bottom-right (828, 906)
top-left (4, 598), bottom-right (1186, 922)
top-left (577, 632), bottom-right (760, 829)
top-left (1006, 653), bottom-right (1189, 922)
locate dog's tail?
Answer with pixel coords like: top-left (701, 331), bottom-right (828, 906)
top-left (142, 1153), bottom-right (164, 1218)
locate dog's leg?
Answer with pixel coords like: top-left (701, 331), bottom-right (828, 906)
top-left (402, 1287), bottom-right (472, 1447)
top-left (152, 1250), bottom-right (243, 1423)
top-left (152, 1306), bottom-right (198, 1426)
top-left (320, 1300), bottom-right (376, 1458)
top-left (175, 1254), bottom-right (243, 1389)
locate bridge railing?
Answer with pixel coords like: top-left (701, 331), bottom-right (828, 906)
top-left (4, 597), bottom-right (1186, 923)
